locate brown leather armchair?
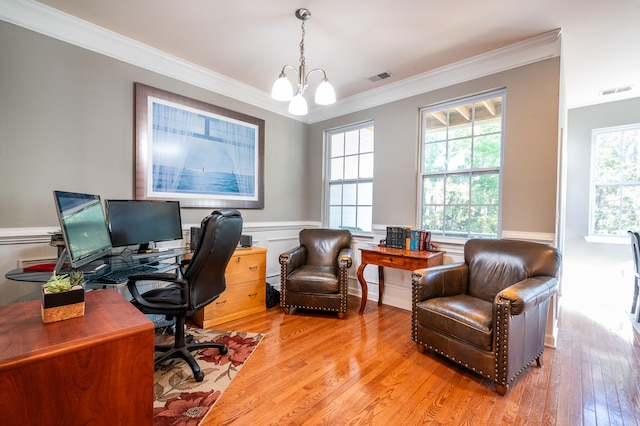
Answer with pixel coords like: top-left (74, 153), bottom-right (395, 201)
top-left (279, 229), bottom-right (353, 318)
top-left (412, 238), bottom-right (561, 395)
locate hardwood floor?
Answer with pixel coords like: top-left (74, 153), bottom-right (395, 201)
top-left (201, 292), bottom-right (640, 425)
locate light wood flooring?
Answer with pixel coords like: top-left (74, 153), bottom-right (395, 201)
top-left (201, 289), bottom-right (640, 425)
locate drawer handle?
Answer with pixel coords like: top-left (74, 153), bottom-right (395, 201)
top-left (388, 257), bottom-right (394, 262)
top-left (215, 300), bottom-right (228, 305)
top-left (249, 265), bottom-right (258, 271)
top-left (248, 292), bottom-right (258, 298)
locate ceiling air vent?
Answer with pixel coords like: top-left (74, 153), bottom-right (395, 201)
top-left (368, 71), bottom-right (393, 82)
top-left (600, 85), bottom-right (633, 96)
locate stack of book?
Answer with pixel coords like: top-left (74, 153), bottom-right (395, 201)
top-left (384, 227), bottom-right (433, 251)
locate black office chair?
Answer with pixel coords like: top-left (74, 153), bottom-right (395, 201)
top-left (127, 209), bottom-right (242, 382)
top-left (629, 230), bottom-right (640, 321)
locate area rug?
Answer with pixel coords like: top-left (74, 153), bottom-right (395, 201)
top-left (152, 328), bottom-right (263, 426)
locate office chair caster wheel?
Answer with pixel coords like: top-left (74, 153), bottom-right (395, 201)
top-left (194, 371), bottom-right (205, 382)
top-left (219, 346), bottom-right (228, 355)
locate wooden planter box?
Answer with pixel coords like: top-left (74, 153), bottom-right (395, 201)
top-left (41, 286), bottom-right (85, 323)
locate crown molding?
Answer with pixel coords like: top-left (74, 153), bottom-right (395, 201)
top-left (0, 0), bottom-right (280, 113)
top-left (307, 29), bottom-right (561, 123)
top-left (1, 0), bottom-right (560, 124)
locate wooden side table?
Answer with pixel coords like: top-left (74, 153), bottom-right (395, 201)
top-left (357, 246), bottom-right (444, 314)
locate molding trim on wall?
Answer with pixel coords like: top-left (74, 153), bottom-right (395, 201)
top-left (0, 227), bottom-right (58, 245)
top-left (0, 0), bottom-right (560, 124)
top-left (0, 221), bottom-right (322, 246)
top-left (309, 29), bottom-right (561, 123)
top-left (501, 230), bottom-right (556, 245)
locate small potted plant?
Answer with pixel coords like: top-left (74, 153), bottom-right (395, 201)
top-left (41, 270), bottom-right (85, 323)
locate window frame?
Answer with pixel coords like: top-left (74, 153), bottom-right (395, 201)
top-left (417, 89), bottom-right (505, 240)
top-left (324, 120), bottom-right (374, 233)
top-left (588, 123), bottom-right (640, 238)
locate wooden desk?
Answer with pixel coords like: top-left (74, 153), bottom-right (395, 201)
top-left (357, 246), bottom-right (444, 314)
top-left (0, 289), bottom-right (154, 425)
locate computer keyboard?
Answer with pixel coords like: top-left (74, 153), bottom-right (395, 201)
top-left (98, 265), bottom-right (159, 284)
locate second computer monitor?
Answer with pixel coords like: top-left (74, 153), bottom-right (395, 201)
top-left (106, 199), bottom-right (183, 252)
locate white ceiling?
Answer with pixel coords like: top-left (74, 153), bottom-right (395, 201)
top-left (13, 1), bottom-right (640, 115)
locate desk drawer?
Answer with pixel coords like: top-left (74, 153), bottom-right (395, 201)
top-left (226, 252), bottom-right (265, 283)
top-left (202, 280), bottom-right (265, 320)
top-left (372, 253), bottom-right (405, 268)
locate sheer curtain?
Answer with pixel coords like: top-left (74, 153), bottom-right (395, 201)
top-left (151, 102), bottom-right (204, 193)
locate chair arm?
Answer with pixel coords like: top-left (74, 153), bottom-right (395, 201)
top-left (127, 273), bottom-right (188, 311)
top-left (496, 276), bottom-right (558, 315)
top-left (279, 246), bottom-right (306, 273)
top-left (412, 262), bottom-right (468, 301)
top-left (338, 247), bottom-right (353, 268)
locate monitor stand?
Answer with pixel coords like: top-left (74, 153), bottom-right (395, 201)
top-left (137, 243), bottom-right (150, 254)
top-left (54, 248), bottom-right (69, 274)
top-left (53, 248), bottom-right (107, 274)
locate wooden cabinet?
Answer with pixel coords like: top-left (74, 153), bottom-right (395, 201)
top-left (0, 289), bottom-right (154, 425)
top-left (192, 247), bottom-right (267, 328)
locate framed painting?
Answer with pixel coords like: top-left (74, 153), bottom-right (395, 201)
top-left (135, 83), bottom-right (264, 208)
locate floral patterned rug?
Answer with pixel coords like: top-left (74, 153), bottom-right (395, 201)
top-left (152, 328), bottom-right (263, 426)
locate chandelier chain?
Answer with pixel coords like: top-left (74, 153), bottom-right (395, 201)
top-left (299, 20), bottom-right (306, 73)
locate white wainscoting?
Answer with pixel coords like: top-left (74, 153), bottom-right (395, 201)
top-left (0, 225), bottom-right (559, 346)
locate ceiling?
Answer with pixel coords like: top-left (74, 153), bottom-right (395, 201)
top-left (20, 0), bottom-right (640, 115)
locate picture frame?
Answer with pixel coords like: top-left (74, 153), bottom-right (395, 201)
top-left (135, 83), bottom-right (264, 208)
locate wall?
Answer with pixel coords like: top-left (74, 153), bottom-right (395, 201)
top-left (564, 97), bottom-right (640, 293)
top-left (0, 19), bottom-right (563, 319)
top-left (310, 58), bottom-right (561, 235)
top-left (0, 21), bottom-right (310, 304)
top-left (0, 21), bottom-right (309, 228)
top-left (309, 59), bottom-right (562, 335)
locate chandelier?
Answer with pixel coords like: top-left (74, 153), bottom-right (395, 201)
top-left (271, 8), bottom-right (336, 116)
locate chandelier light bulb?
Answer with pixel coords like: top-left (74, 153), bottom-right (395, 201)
top-left (271, 73), bottom-right (294, 101)
top-left (314, 78), bottom-right (336, 105)
top-left (288, 93), bottom-right (308, 115)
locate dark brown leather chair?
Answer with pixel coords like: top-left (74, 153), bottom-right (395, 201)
top-left (412, 238), bottom-right (561, 395)
top-left (127, 209), bottom-right (242, 382)
top-left (279, 229), bottom-right (352, 318)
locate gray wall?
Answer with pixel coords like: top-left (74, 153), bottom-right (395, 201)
top-left (309, 58), bottom-right (562, 234)
top-left (564, 97), bottom-right (640, 283)
top-left (0, 21), bottom-right (309, 228)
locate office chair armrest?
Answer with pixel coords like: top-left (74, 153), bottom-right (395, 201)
top-left (127, 273), bottom-right (189, 311)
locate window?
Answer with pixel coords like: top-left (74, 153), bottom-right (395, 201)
top-left (326, 121), bottom-right (374, 232)
top-left (418, 90), bottom-right (504, 239)
top-left (589, 124), bottom-right (640, 237)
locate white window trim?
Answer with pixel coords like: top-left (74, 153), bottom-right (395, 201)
top-left (323, 120), bottom-right (375, 233)
top-left (587, 122), bottom-right (640, 238)
top-left (416, 89), bottom-right (506, 239)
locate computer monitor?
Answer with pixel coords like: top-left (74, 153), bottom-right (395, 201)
top-left (105, 200), bottom-right (183, 252)
top-left (53, 190), bottom-right (113, 272)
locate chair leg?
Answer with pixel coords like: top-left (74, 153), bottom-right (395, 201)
top-left (536, 354), bottom-right (543, 367)
top-left (154, 315), bottom-right (227, 382)
top-left (632, 277), bottom-right (639, 314)
top-left (495, 383), bottom-right (508, 395)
